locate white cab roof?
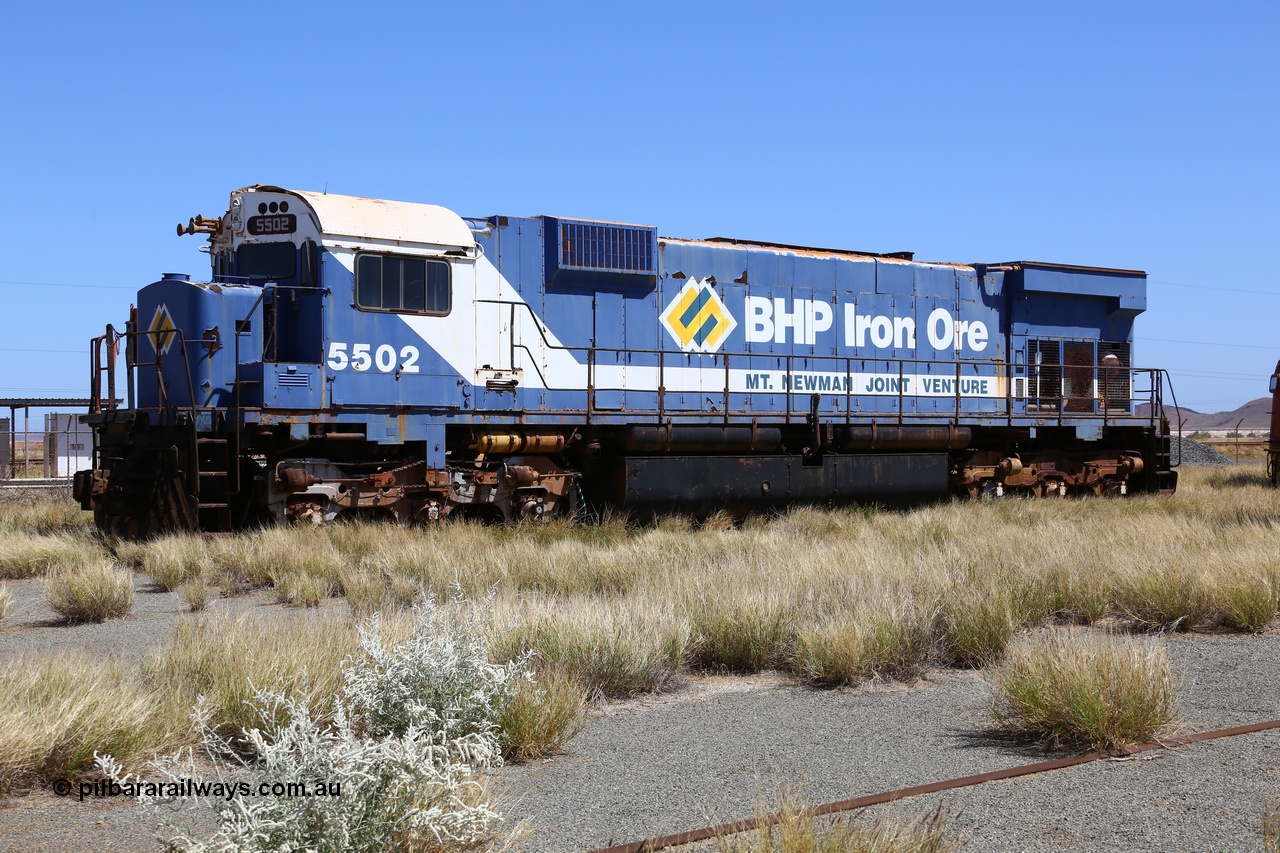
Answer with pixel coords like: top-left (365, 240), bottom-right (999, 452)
top-left (239, 186), bottom-right (476, 249)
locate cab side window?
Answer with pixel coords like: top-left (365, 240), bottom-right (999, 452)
top-left (355, 253), bottom-right (450, 315)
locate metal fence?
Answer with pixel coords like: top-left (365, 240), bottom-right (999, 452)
top-left (1, 399), bottom-right (95, 486)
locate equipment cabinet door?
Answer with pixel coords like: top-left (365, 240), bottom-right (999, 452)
top-left (473, 251), bottom-right (518, 411)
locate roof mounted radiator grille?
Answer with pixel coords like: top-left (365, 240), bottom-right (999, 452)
top-left (544, 217), bottom-right (657, 289)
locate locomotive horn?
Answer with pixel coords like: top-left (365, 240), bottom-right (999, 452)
top-left (177, 215), bottom-right (222, 237)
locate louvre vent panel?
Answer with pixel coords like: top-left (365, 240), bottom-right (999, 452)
top-left (559, 222), bottom-right (655, 274)
top-left (1099, 341), bottom-right (1132, 412)
top-left (1028, 339), bottom-right (1062, 409)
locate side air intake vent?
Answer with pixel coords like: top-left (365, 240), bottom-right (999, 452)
top-left (544, 217), bottom-right (657, 289)
top-left (1028, 339), bottom-right (1062, 410)
top-left (1099, 341), bottom-right (1132, 412)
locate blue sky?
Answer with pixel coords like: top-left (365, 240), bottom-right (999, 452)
top-left (1, 1), bottom-right (1276, 413)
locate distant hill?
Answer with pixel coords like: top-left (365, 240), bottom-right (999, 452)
top-left (1136, 397), bottom-right (1272, 431)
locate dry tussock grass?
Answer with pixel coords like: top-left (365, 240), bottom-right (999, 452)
top-left (341, 564), bottom-right (423, 617)
top-left (181, 578), bottom-right (208, 612)
top-left (794, 593), bottom-right (937, 685)
top-left (0, 494), bottom-right (90, 535)
top-left (114, 526), bottom-right (346, 596)
top-left (714, 797), bottom-right (957, 853)
top-left (0, 652), bottom-right (185, 791)
top-left (143, 612), bottom-right (360, 738)
top-left (5, 599), bottom-right (578, 790)
top-left (133, 533), bottom-right (209, 591)
top-left (986, 629), bottom-right (1177, 750)
top-left (1265, 801), bottom-right (1280, 853)
top-left (0, 467), bottom-right (1275, 709)
top-left (936, 580), bottom-right (1017, 668)
top-left (1, 469), bottom-right (1276, 800)
top-left (270, 569), bottom-right (335, 607)
top-left (490, 594), bottom-right (689, 697)
top-left (686, 583), bottom-right (797, 673)
top-left (498, 664), bottom-right (589, 762)
top-left (83, 466), bottom-right (1271, 695)
top-left (0, 533), bottom-right (96, 579)
top-left (44, 557), bottom-right (134, 623)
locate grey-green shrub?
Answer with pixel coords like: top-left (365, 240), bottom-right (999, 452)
top-left (342, 591), bottom-right (527, 742)
top-left (98, 686), bottom-right (500, 853)
top-left (102, 593), bottom-right (521, 852)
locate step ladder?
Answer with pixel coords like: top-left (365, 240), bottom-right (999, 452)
top-left (193, 436), bottom-right (233, 534)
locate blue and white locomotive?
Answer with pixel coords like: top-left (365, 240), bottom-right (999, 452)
top-left (77, 185), bottom-right (1177, 535)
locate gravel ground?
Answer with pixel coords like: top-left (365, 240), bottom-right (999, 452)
top-left (1172, 437), bottom-right (1235, 466)
top-left (0, 574), bottom-right (289, 664)
top-left (0, 576), bottom-right (323, 853)
top-left (2, 581), bottom-right (1278, 852)
top-left (499, 631), bottom-right (1280, 852)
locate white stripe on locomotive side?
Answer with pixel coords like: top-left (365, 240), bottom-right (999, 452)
top-left (394, 255), bottom-right (1003, 398)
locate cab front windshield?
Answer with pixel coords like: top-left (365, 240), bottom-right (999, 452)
top-left (236, 242), bottom-right (297, 282)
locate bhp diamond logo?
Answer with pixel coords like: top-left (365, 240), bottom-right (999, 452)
top-left (660, 280), bottom-right (737, 354)
top-left (148, 304), bottom-right (177, 355)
